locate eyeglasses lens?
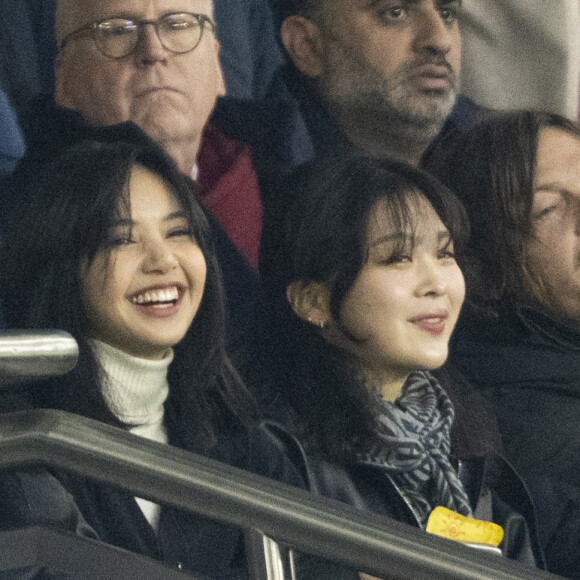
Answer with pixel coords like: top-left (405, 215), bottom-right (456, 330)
top-left (160, 14), bottom-right (203, 53)
top-left (94, 14), bottom-right (203, 58)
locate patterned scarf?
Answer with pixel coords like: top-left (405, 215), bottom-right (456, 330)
top-left (355, 371), bottom-right (473, 528)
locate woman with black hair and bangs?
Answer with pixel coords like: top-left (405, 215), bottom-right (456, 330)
top-left (0, 137), bottom-right (303, 579)
top-left (2, 139), bottom-right (253, 449)
top-left (258, 154), bottom-right (544, 576)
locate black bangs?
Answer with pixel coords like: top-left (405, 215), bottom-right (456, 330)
top-left (49, 142), bottom-right (136, 266)
top-left (1, 135), bottom-right (252, 447)
top-left (364, 189), bottom-right (437, 262)
top-left (394, 167), bottom-right (470, 258)
top-left (136, 147), bottom-right (213, 258)
top-left (271, 154), bottom-right (469, 323)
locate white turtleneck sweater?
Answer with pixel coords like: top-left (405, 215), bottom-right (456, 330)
top-left (89, 339), bottom-right (173, 531)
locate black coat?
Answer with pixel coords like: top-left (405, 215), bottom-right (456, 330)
top-left (301, 450), bottom-right (542, 578)
top-left (261, 367), bottom-right (545, 578)
top-left (0, 416), bottom-right (544, 579)
top-left (450, 302), bottom-right (580, 578)
top-left (0, 422), bottom-right (305, 579)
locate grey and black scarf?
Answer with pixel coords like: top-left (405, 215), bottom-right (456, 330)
top-left (356, 371), bottom-right (473, 528)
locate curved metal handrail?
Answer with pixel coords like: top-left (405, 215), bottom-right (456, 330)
top-left (0, 409), bottom-right (560, 580)
top-left (0, 330), bottom-right (78, 383)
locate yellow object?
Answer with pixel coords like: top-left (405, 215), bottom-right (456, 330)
top-left (426, 506), bottom-right (504, 547)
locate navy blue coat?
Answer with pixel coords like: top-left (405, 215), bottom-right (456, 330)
top-left (0, 85), bottom-right (25, 174)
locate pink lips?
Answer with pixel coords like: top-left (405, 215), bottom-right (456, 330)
top-left (412, 64), bottom-right (454, 91)
top-left (135, 300), bottom-right (181, 319)
top-left (409, 311), bottom-right (448, 335)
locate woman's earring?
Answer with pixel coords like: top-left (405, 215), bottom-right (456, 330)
top-left (307, 317), bottom-right (326, 329)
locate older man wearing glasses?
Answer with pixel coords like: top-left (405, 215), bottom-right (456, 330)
top-left (55, 0), bottom-right (224, 177)
top-left (54, 0), bottom-right (265, 265)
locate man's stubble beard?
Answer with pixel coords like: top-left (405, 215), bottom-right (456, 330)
top-left (320, 39), bottom-right (459, 156)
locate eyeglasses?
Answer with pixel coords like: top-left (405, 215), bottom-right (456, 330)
top-left (58, 12), bottom-right (216, 59)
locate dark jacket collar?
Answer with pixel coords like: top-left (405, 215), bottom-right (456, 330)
top-left (0, 87), bottom-right (25, 164)
top-left (452, 300), bottom-right (580, 387)
top-left (16, 95), bottom-right (154, 166)
top-left (516, 303), bottom-right (580, 352)
top-left (281, 64), bottom-right (351, 156)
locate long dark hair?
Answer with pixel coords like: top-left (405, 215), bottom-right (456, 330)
top-left (264, 154), bottom-right (469, 463)
top-left (432, 110), bottom-right (580, 310)
top-left (1, 140), bottom-right (256, 453)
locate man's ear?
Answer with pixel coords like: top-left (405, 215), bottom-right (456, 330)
top-left (286, 281), bottom-right (331, 327)
top-left (213, 39), bottom-right (227, 97)
top-left (280, 15), bottom-right (324, 79)
top-left (54, 60), bottom-right (73, 109)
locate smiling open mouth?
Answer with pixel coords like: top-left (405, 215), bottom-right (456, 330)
top-left (131, 286), bottom-right (179, 308)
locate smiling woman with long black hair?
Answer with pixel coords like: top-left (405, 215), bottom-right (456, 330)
top-left (0, 137), bottom-right (304, 579)
top-left (258, 154), bottom-right (543, 576)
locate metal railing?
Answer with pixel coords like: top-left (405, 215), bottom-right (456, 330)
top-left (0, 332), bottom-right (562, 579)
top-left (0, 409), bottom-right (560, 580)
top-left (0, 330), bottom-right (78, 383)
